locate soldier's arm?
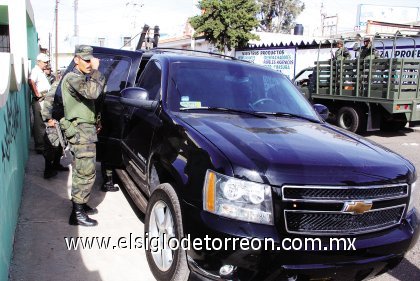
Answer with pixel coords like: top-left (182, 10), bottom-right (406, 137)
top-left (67, 70), bottom-right (106, 100)
top-left (343, 48), bottom-right (351, 58)
top-left (41, 81), bottom-right (59, 122)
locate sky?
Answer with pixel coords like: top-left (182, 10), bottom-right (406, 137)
top-left (297, 0), bottom-right (420, 37)
top-left (30, 0), bottom-right (420, 49)
top-left (30, 0), bottom-right (201, 48)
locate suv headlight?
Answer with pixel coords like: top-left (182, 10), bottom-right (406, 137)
top-left (203, 170), bottom-right (274, 225)
top-left (407, 179), bottom-right (418, 215)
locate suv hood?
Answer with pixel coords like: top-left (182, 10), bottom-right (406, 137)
top-left (179, 113), bottom-right (412, 186)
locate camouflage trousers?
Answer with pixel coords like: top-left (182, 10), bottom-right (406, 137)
top-left (67, 123), bottom-right (98, 204)
top-left (43, 128), bottom-right (62, 165)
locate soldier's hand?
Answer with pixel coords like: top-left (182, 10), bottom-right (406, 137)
top-left (47, 119), bottom-right (57, 127)
top-left (91, 57), bottom-right (100, 70)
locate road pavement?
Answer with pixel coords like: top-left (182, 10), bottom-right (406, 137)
top-left (9, 151), bottom-right (154, 281)
top-left (363, 127), bottom-right (420, 281)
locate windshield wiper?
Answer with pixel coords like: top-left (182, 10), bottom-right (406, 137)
top-left (258, 112), bottom-right (321, 123)
top-left (180, 107), bottom-right (267, 118)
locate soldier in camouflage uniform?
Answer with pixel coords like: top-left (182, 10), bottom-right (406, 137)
top-left (334, 40), bottom-right (351, 61)
top-left (61, 45), bottom-right (105, 227)
top-left (354, 37), bottom-right (379, 60)
top-left (41, 81), bottom-right (70, 179)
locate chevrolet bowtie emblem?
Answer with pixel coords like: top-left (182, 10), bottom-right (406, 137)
top-left (343, 201), bottom-right (373, 214)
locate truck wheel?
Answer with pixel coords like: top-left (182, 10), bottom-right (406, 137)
top-left (145, 183), bottom-right (189, 281)
top-left (337, 106), bottom-right (365, 133)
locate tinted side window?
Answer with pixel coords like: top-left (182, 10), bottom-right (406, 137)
top-left (137, 60), bottom-right (162, 100)
top-left (95, 55), bottom-right (132, 96)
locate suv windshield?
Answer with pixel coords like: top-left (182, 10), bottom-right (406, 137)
top-left (167, 61), bottom-right (319, 120)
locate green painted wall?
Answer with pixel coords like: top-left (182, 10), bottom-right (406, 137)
top-left (0, 6), bottom-right (8, 25)
top-left (28, 28), bottom-right (38, 66)
top-left (0, 11), bottom-right (38, 280)
top-left (0, 85), bottom-right (30, 281)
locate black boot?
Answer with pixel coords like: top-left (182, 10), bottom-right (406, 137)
top-left (101, 170), bottom-right (119, 192)
top-left (69, 201), bottom-right (98, 226)
top-left (83, 204), bottom-right (98, 215)
top-left (44, 160), bottom-right (58, 179)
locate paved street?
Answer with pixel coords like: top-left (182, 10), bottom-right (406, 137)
top-left (9, 153), bottom-right (154, 281)
top-left (363, 127), bottom-right (420, 281)
top-left (9, 127), bottom-right (420, 281)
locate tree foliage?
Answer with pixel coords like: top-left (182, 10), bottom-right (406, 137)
top-left (190, 0), bottom-right (260, 52)
top-left (257, 0), bottom-right (305, 33)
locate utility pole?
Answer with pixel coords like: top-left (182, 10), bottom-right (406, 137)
top-left (48, 32), bottom-right (52, 57)
top-left (74, 0), bottom-right (78, 37)
top-left (55, 0), bottom-right (59, 76)
top-left (320, 2), bottom-right (338, 37)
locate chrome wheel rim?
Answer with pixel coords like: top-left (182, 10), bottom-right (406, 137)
top-left (149, 200), bottom-right (175, 271)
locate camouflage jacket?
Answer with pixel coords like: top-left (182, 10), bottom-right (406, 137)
top-left (61, 68), bottom-right (105, 124)
top-left (41, 81), bottom-right (60, 122)
top-left (359, 46), bottom-right (379, 60)
top-left (335, 47), bottom-right (351, 61)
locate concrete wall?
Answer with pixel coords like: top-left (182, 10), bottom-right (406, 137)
top-left (0, 0), bottom-right (38, 280)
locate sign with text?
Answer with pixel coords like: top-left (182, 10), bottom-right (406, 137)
top-left (235, 48), bottom-right (296, 79)
top-left (379, 46), bottom-right (420, 59)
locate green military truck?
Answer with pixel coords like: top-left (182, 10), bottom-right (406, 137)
top-left (295, 32), bottom-right (420, 133)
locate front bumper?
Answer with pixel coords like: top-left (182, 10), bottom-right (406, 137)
top-left (182, 202), bottom-right (419, 281)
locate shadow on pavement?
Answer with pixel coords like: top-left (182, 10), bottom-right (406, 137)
top-left (389, 258), bottom-right (420, 281)
top-left (360, 127), bottom-right (415, 138)
top-left (10, 142), bottom-right (155, 281)
top-left (9, 146), bottom-right (106, 281)
top-left (116, 175), bottom-right (145, 224)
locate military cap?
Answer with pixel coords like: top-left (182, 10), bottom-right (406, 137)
top-left (75, 45), bottom-right (93, 60)
top-left (363, 37), bottom-right (371, 42)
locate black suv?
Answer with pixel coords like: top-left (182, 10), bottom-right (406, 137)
top-left (59, 47), bottom-right (418, 281)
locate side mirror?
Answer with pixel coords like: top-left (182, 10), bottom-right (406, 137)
top-left (121, 87), bottom-right (149, 100)
top-left (120, 87), bottom-right (158, 111)
top-left (313, 104), bottom-right (329, 120)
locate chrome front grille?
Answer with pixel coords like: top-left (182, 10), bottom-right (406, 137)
top-left (281, 184), bottom-right (409, 235)
top-left (282, 184), bottom-right (408, 202)
top-left (285, 205), bottom-right (405, 235)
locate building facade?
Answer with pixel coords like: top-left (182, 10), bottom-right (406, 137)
top-left (0, 0), bottom-right (39, 279)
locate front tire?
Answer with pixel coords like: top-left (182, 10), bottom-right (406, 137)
top-left (145, 183), bottom-right (189, 281)
top-left (337, 106), bottom-right (366, 133)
